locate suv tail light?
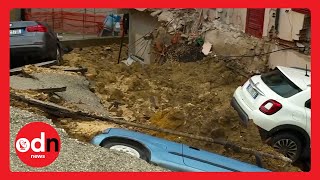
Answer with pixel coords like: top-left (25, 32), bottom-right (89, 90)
top-left (26, 25), bottom-right (47, 32)
top-left (259, 99), bottom-right (282, 115)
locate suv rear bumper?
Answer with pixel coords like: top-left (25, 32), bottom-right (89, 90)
top-left (231, 97), bottom-right (249, 126)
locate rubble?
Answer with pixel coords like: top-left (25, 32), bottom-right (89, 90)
top-left (150, 10), bottom-right (162, 17)
top-left (129, 9), bottom-right (269, 74)
top-left (55, 45), bottom-right (303, 171)
top-left (158, 11), bottom-right (174, 22)
top-left (202, 42), bottom-right (212, 55)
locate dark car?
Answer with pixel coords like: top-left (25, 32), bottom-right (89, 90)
top-left (10, 21), bottom-right (63, 69)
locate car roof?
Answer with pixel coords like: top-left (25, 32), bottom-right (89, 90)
top-left (277, 66), bottom-right (311, 90)
top-left (10, 21), bottom-right (39, 27)
top-left (106, 128), bottom-right (270, 172)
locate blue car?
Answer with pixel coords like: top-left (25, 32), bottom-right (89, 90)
top-left (91, 128), bottom-right (270, 172)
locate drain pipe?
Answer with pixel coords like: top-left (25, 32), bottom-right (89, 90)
top-left (275, 8), bottom-right (280, 33)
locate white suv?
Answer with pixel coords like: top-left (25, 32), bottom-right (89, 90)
top-left (231, 66), bottom-right (311, 162)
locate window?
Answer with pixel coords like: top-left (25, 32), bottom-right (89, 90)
top-left (261, 68), bottom-right (302, 98)
top-left (305, 99), bottom-right (311, 109)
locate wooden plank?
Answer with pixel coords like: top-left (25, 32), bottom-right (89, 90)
top-left (29, 86), bottom-right (67, 93)
top-left (10, 91), bottom-right (293, 163)
top-left (50, 66), bottom-right (88, 73)
top-left (10, 60), bottom-right (58, 76)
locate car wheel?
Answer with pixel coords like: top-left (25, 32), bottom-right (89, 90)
top-left (101, 138), bottom-right (150, 161)
top-left (271, 132), bottom-right (302, 162)
top-left (56, 46), bottom-right (63, 65)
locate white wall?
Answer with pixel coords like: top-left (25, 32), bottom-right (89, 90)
top-left (263, 8), bottom-right (306, 42)
top-left (129, 11), bottom-right (159, 64)
top-left (268, 45), bottom-right (310, 69)
top-left (277, 9), bottom-right (305, 41)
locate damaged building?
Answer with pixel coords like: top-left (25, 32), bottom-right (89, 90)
top-left (121, 8), bottom-right (310, 72)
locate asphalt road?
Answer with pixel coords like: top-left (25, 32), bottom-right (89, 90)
top-left (10, 106), bottom-right (168, 172)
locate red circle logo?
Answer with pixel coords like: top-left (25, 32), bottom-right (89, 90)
top-left (15, 122), bottom-right (61, 167)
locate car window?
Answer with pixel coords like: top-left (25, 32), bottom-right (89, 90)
top-left (305, 99), bottom-right (311, 109)
top-left (261, 68), bottom-right (302, 98)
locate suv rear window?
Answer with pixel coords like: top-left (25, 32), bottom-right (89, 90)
top-left (261, 68), bottom-right (302, 98)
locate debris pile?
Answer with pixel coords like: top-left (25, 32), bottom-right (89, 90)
top-left (59, 45), bottom-right (300, 172)
top-left (134, 8), bottom-right (271, 74)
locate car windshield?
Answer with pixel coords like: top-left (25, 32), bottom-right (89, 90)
top-left (261, 68), bottom-right (302, 98)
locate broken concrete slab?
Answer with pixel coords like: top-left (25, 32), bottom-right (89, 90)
top-left (135, 8), bottom-right (147, 12)
top-left (158, 11), bottom-right (174, 22)
top-left (10, 60), bottom-right (58, 75)
top-left (10, 76), bottom-right (54, 90)
top-left (181, 34), bottom-right (189, 38)
top-left (233, 32), bottom-right (243, 39)
top-left (150, 10), bottom-right (162, 17)
top-left (10, 70), bottom-right (108, 115)
top-left (202, 42), bottom-right (212, 55)
top-left (50, 66), bottom-right (88, 74)
top-left (122, 56), bottom-right (135, 66)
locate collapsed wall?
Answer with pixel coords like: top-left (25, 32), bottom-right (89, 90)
top-left (132, 8), bottom-right (272, 74)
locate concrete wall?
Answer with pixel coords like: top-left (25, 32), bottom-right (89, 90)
top-left (262, 8), bottom-right (306, 41)
top-left (263, 9), bottom-right (310, 69)
top-left (263, 8), bottom-right (276, 37)
top-left (128, 8), bottom-right (247, 64)
top-left (128, 8), bottom-right (310, 70)
top-left (202, 8), bottom-right (247, 32)
top-left (129, 10), bottom-right (159, 64)
top-left (204, 29), bottom-right (271, 73)
top-left (268, 45), bottom-right (310, 69)
top-left (277, 9), bottom-right (305, 41)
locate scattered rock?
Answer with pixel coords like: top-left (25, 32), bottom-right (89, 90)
top-left (181, 34), bottom-right (189, 38)
top-left (150, 10), bottom-right (162, 17)
top-left (233, 32), bottom-right (242, 39)
top-left (49, 94), bottom-right (62, 103)
top-left (202, 42), bottom-right (212, 55)
top-left (158, 11), bottom-right (174, 22)
top-left (104, 47), bottom-right (112, 51)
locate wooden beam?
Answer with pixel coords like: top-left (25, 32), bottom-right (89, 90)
top-left (29, 86), bottom-right (67, 93)
top-left (10, 60), bottom-right (58, 76)
top-left (50, 66), bottom-right (88, 73)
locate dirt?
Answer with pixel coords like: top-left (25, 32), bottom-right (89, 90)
top-left (56, 118), bottom-right (118, 142)
top-left (57, 44), bottom-right (301, 172)
top-left (9, 42), bottom-right (300, 172)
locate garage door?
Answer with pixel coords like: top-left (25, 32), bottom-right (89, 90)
top-left (245, 9), bottom-right (265, 38)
